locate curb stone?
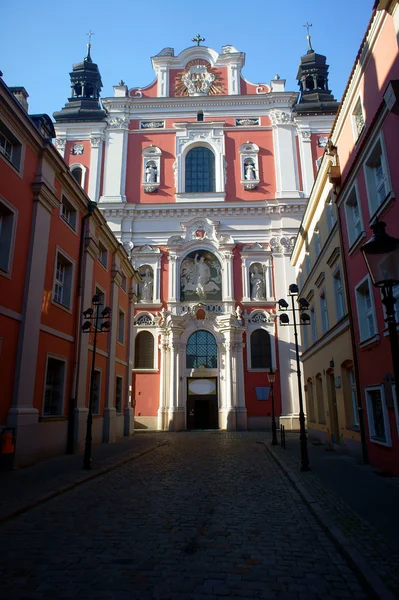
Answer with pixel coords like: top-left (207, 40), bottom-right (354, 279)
top-left (0, 440), bottom-right (168, 525)
top-left (264, 443), bottom-right (396, 600)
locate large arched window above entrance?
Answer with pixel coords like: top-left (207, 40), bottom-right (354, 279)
top-left (134, 331), bottom-right (154, 369)
top-left (185, 147), bottom-right (215, 193)
top-left (186, 330), bottom-right (217, 369)
top-left (250, 329), bottom-right (271, 369)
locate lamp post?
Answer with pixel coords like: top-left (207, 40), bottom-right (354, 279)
top-left (361, 221), bottom-right (399, 395)
top-left (278, 284), bottom-right (310, 471)
top-left (82, 294), bottom-right (111, 470)
top-left (267, 367), bottom-right (278, 446)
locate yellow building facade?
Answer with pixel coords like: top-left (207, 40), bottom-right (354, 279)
top-left (291, 153), bottom-right (361, 455)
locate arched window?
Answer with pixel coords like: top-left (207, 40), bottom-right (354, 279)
top-left (186, 330), bottom-right (217, 369)
top-left (185, 147), bottom-right (215, 193)
top-left (250, 329), bottom-right (271, 369)
top-left (134, 331), bottom-right (154, 369)
top-left (71, 166), bottom-right (83, 186)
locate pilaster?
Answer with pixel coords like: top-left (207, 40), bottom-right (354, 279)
top-left (103, 259), bottom-right (120, 443)
top-left (270, 110), bottom-right (301, 199)
top-left (296, 128), bottom-right (314, 195)
top-left (88, 133), bottom-right (104, 203)
top-left (100, 117), bottom-right (129, 203)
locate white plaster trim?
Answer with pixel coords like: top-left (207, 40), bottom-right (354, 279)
top-left (0, 305), bottom-right (22, 321)
top-left (365, 384), bottom-right (392, 447)
top-left (40, 324), bottom-right (74, 343)
top-left (0, 194), bottom-right (18, 279)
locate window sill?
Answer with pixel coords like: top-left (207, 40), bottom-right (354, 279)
top-left (51, 298), bottom-right (73, 314)
top-left (348, 231), bottom-right (366, 256)
top-left (359, 334), bottom-right (380, 349)
top-left (370, 435), bottom-right (392, 447)
top-left (132, 369), bottom-right (159, 373)
top-left (39, 416), bottom-right (67, 422)
top-left (98, 259), bottom-right (109, 272)
top-left (369, 191), bottom-right (395, 223)
top-left (176, 192), bottom-right (226, 203)
top-left (60, 214), bottom-right (78, 236)
top-left (0, 268), bottom-right (12, 280)
top-left (0, 151), bottom-right (23, 178)
top-left (346, 425), bottom-right (360, 432)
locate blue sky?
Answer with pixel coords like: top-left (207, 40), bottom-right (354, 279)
top-left (2, 0), bottom-right (375, 118)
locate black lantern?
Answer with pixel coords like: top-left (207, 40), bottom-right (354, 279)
top-left (360, 221), bottom-right (399, 287)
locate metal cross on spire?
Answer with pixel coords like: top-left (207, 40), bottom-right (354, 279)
top-left (86, 30), bottom-right (94, 61)
top-left (303, 22), bottom-right (313, 52)
top-left (87, 30), bottom-right (94, 44)
top-left (192, 33), bottom-right (205, 46)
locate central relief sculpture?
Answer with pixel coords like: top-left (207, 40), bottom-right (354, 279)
top-left (180, 250), bottom-right (222, 301)
top-left (175, 59), bottom-right (224, 97)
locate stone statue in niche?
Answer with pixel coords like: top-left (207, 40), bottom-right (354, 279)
top-left (250, 265), bottom-right (265, 300)
top-left (236, 305), bottom-right (242, 323)
top-left (145, 162), bottom-right (157, 183)
top-left (180, 250), bottom-right (222, 301)
top-left (244, 161), bottom-right (256, 181)
top-left (140, 268), bottom-right (153, 302)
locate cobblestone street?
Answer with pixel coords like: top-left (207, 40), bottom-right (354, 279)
top-left (0, 433), bottom-right (374, 600)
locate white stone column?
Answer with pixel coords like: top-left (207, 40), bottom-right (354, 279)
top-left (100, 117), bottom-right (129, 204)
top-left (124, 290), bottom-right (136, 436)
top-left (88, 134), bottom-right (104, 203)
top-left (157, 336), bottom-right (168, 430)
top-left (235, 336), bottom-right (247, 430)
top-left (222, 250), bottom-right (234, 301)
top-left (297, 129), bottom-right (314, 196)
top-left (157, 66), bottom-right (169, 97)
top-left (220, 331), bottom-right (236, 430)
top-left (168, 254), bottom-right (178, 303)
top-left (103, 260), bottom-right (120, 443)
top-left (270, 110), bottom-right (301, 199)
top-left (167, 329), bottom-right (185, 430)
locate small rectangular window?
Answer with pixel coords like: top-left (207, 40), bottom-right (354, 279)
top-left (44, 357), bottom-right (65, 416)
top-left (0, 199), bottom-right (16, 274)
top-left (0, 121), bottom-right (22, 170)
top-left (333, 269), bottom-right (345, 321)
top-left (53, 252), bottom-right (73, 309)
top-left (310, 307), bottom-right (318, 343)
top-left (121, 273), bottom-right (127, 292)
top-left (326, 196), bottom-right (336, 233)
top-left (365, 386), bottom-right (391, 445)
top-left (352, 98), bottom-right (365, 140)
top-left (355, 277), bottom-right (377, 342)
top-left (344, 186), bottom-right (363, 247)
top-left (320, 291), bottom-right (329, 334)
top-left (364, 138), bottom-right (391, 215)
top-left (115, 376), bottom-right (123, 413)
top-left (60, 196), bottom-right (77, 230)
top-left (118, 309), bottom-right (125, 344)
top-left (98, 241), bottom-right (108, 268)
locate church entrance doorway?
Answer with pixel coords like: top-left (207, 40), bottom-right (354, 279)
top-left (187, 377), bottom-right (218, 430)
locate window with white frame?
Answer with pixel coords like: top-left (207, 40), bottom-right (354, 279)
top-left (98, 241), bottom-right (108, 269)
top-left (53, 251), bottom-right (73, 309)
top-left (355, 277), bottom-right (377, 342)
top-left (0, 121), bottom-right (22, 170)
top-left (250, 329), bottom-right (272, 369)
top-left (304, 251), bottom-right (311, 277)
top-left (70, 165), bottom-right (83, 186)
top-left (326, 196), bottom-right (336, 233)
top-left (382, 284), bottom-right (399, 325)
top-left (320, 290), bottom-right (329, 334)
top-left (118, 309), bottom-right (125, 344)
top-left (115, 376), bottom-right (123, 413)
top-left (333, 268), bottom-right (346, 321)
top-left (239, 142), bottom-right (260, 189)
top-left (306, 378), bottom-right (316, 422)
top-left (316, 373), bottom-right (326, 423)
top-left (365, 386), bottom-right (391, 445)
top-left (343, 365), bottom-right (359, 428)
top-left (121, 273), bottom-right (127, 292)
top-left (310, 306), bottom-right (318, 343)
top-left (0, 198), bottom-right (16, 274)
top-left (92, 369), bottom-right (101, 414)
top-left (313, 227), bottom-right (321, 257)
top-left (364, 137), bottom-right (392, 215)
top-left (134, 331), bottom-right (155, 369)
top-left (392, 385), bottom-right (399, 438)
top-left (60, 195), bottom-right (77, 231)
top-left (352, 98), bottom-right (365, 141)
top-left (301, 321), bottom-right (309, 351)
top-left (142, 145), bottom-right (161, 192)
top-left (344, 185), bottom-right (363, 246)
top-left (44, 357), bottom-right (66, 416)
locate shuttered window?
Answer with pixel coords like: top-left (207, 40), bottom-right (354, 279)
top-left (134, 331), bottom-right (154, 369)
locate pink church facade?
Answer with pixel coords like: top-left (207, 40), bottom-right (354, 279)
top-left (54, 40), bottom-right (337, 431)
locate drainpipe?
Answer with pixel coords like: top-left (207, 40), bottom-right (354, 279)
top-left (66, 200), bottom-right (97, 454)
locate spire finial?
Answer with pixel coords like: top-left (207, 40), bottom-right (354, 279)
top-left (191, 33), bottom-right (205, 46)
top-left (303, 22), bottom-right (313, 52)
top-left (86, 30), bottom-right (94, 61)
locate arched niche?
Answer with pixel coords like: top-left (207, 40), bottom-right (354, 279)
top-left (180, 249), bottom-right (222, 302)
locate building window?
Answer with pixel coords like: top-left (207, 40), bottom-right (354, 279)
top-left (239, 142), bottom-right (260, 189)
top-left (344, 185), bottom-right (363, 246)
top-left (316, 373), bottom-right (326, 424)
top-left (250, 329), bottom-right (272, 369)
top-left (60, 196), bottom-right (77, 230)
top-left (134, 331), bottom-right (155, 369)
top-left (197, 110), bottom-right (204, 122)
top-left (365, 386), bottom-right (391, 445)
top-left (44, 357), bottom-right (66, 416)
top-left (333, 268), bottom-right (345, 321)
top-left (118, 309), bottom-right (125, 344)
top-left (98, 241), bottom-right (108, 269)
top-left (352, 98), bottom-right (365, 140)
top-left (115, 376), bottom-right (123, 413)
top-left (304, 251), bottom-right (311, 277)
top-left (310, 306), bottom-right (318, 344)
top-left (0, 198), bottom-right (16, 274)
top-left (326, 196), bottom-right (336, 233)
top-left (301, 321), bottom-right (309, 352)
top-left (355, 277), bottom-right (377, 342)
top-left (92, 369), bottom-right (101, 414)
top-left (343, 365), bottom-right (359, 428)
top-left (71, 166), bottom-right (83, 186)
top-left (364, 138), bottom-right (391, 215)
top-left (186, 330), bottom-right (218, 369)
top-left (53, 252), bottom-right (73, 309)
top-left (121, 273), bottom-right (127, 292)
top-left (313, 228), bottom-right (321, 256)
top-left (0, 121), bottom-right (22, 170)
top-left (306, 378), bottom-right (316, 422)
top-left (320, 290), bottom-right (329, 335)
top-left (185, 147), bottom-right (215, 193)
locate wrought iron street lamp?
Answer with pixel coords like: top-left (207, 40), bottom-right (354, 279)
top-left (82, 294), bottom-right (111, 470)
top-left (267, 367), bottom-right (278, 446)
top-left (278, 284), bottom-right (310, 471)
top-left (361, 220), bottom-right (399, 395)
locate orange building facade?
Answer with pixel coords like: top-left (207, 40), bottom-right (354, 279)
top-left (53, 39), bottom-right (339, 432)
top-left (0, 77), bottom-right (138, 466)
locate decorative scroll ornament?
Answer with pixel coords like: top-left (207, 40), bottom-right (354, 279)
top-left (269, 110), bottom-right (292, 126)
top-left (107, 116), bottom-right (130, 129)
top-left (140, 121), bottom-right (165, 129)
top-left (318, 135), bottom-right (328, 148)
top-left (56, 137), bottom-right (66, 151)
top-left (269, 237), bottom-right (285, 254)
top-left (300, 130), bottom-right (312, 140)
top-left (175, 59), bottom-right (224, 97)
top-left (71, 143), bottom-right (84, 155)
top-left (90, 136), bottom-right (101, 148)
top-left (236, 118), bottom-right (260, 127)
top-left (135, 314), bottom-right (154, 326)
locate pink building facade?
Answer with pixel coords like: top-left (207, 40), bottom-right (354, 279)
top-left (54, 40), bottom-right (338, 431)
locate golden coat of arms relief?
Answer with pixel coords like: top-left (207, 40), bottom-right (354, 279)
top-left (175, 59), bottom-right (225, 96)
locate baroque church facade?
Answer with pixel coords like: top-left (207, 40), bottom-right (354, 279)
top-left (53, 37), bottom-right (338, 432)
